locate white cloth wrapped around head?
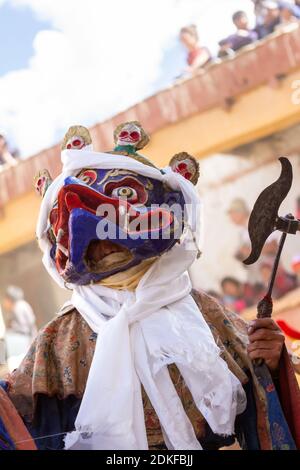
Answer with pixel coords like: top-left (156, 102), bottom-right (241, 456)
top-left (35, 125), bottom-right (247, 450)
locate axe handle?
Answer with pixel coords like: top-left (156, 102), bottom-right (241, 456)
top-left (253, 231), bottom-right (287, 367)
top-left (266, 232), bottom-right (287, 300)
top-left (254, 295), bottom-right (273, 367)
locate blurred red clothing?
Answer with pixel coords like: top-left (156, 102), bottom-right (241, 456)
top-left (273, 268), bottom-right (297, 299)
top-left (187, 47), bottom-right (211, 67)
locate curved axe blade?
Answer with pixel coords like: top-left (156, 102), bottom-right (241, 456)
top-left (243, 157), bottom-right (293, 265)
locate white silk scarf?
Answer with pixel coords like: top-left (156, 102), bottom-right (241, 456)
top-left (36, 149), bottom-right (246, 450)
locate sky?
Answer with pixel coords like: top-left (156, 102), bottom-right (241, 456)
top-left (0, 0), bottom-right (256, 157)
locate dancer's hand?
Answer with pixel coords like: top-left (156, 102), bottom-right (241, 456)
top-left (247, 318), bottom-right (285, 371)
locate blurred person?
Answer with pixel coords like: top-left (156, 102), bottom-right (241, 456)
top-left (256, 1), bottom-right (281, 38)
top-left (221, 277), bottom-right (247, 314)
top-left (2, 286), bottom-right (37, 370)
top-left (296, 196), bottom-right (300, 219)
top-left (220, 277), bottom-right (262, 310)
top-left (278, 0), bottom-right (300, 16)
top-left (0, 306), bottom-right (5, 341)
top-left (243, 281), bottom-right (266, 307)
top-left (227, 198), bottom-right (254, 264)
top-left (217, 39), bottom-right (235, 58)
top-left (0, 134), bottom-right (17, 168)
top-left (179, 24), bottom-right (211, 73)
top-left (291, 255), bottom-right (300, 285)
top-left (3, 286), bottom-right (37, 338)
top-left (259, 261), bottom-right (297, 299)
top-left (220, 11), bottom-right (258, 52)
top-left (227, 198), bottom-right (279, 284)
top-left (251, 0), bottom-right (270, 25)
top-left (227, 198), bottom-right (261, 284)
top-left (276, 1), bottom-right (300, 28)
top-left (0, 306), bottom-right (5, 370)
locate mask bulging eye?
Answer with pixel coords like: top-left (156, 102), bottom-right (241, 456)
top-left (119, 131), bottom-right (129, 138)
top-left (66, 135), bottom-right (85, 149)
top-left (130, 131), bottom-right (140, 141)
top-left (112, 186), bottom-right (138, 202)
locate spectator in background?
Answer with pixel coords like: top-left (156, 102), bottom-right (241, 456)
top-left (243, 281), bottom-right (266, 306)
top-left (217, 39), bottom-right (235, 58)
top-left (227, 11), bottom-right (258, 51)
top-left (0, 306), bottom-right (5, 370)
top-left (276, 1), bottom-right (300, 28)
top-left (220, 277), bottom-right (247, 314)
top-left (259, 261), bottom-right (297, 299)
top-left (2, 286), bottom-right (37, 370)
top-left (0, 134), bottom-right (17, 168)
top-left (252, 0), bottom-right (269, 25)
top-left (279, 1), bottom-right (300, 16)
top-left (291, 255), bottom-right (300, 285)
top-left (227, 198), bottom-right (279, 285)
top-left (179, 25), bottom-right (211, 73)
top-left (256, 1), bottom-right (281, 38)
top-left (2, 286), bottom-right (37, 339)
top-left (227, 198), bottom-right (261, 284)
top-left (296, 196), bottom-right (300, 219)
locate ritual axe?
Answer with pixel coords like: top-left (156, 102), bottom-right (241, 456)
top-left (243, 157), bottom-right (299, 323)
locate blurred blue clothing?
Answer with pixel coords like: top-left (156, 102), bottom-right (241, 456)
top-left (226, 30), bottom-right (258, 51)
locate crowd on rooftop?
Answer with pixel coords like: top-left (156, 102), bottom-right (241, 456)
top-left (1, 1), bottom-right (299, 170)
top-left (179, 0), bottom-right (300, 74)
